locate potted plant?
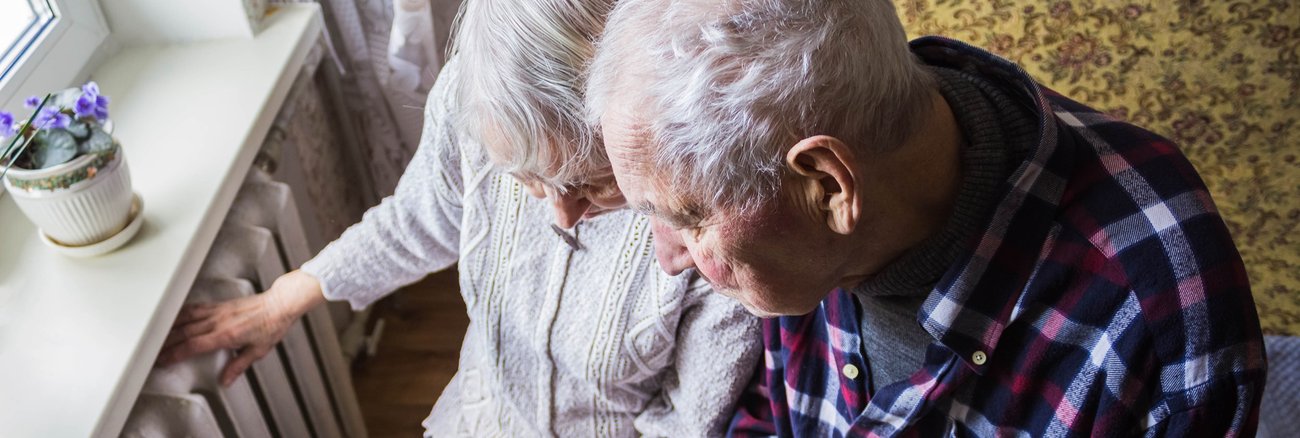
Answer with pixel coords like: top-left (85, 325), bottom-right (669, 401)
top-left (1, 82), bottom-right (141, 255)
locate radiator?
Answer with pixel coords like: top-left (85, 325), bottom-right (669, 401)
top-left (120, 40), bottom-right (369, 438)
top-left (122, 168), bottom-right (367, 438)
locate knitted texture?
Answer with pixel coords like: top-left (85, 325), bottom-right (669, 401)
top-left (302, 60), bottom-right (761, 437)
top-left (1261, 336), bottom-right (1298, 438)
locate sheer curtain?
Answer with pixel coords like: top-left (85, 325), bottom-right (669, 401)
top-left (273, 0), bottom-right (460, 200)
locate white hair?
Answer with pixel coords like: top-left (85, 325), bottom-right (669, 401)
top-left (586, 0), bottom-right (936, 214)
top-left (451, 0), bottom-right (613, 190)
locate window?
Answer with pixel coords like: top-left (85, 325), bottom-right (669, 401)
top-left (1, 1), bottom-right (56, 81)
top-left (0, 0), bottom-right (108, 110)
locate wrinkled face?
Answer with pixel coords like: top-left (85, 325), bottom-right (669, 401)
top-left (480, 131), bottom-right (628, 228)
top-left (600, 110), bottom-right (839, 317)
top-left (511, 170), bottom-right (627, 229)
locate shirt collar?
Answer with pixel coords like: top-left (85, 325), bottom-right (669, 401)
top-left (907, 36), bottom-right (1080, 374)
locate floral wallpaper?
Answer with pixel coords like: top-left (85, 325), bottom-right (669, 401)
top-left (895, 0), bottom-right (1299, 335)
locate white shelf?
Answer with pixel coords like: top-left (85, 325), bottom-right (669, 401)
top-left (0, 5), bottom-right (321, 437)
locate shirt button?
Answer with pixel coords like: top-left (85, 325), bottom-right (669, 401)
top-left (842, 364), bottom-right (860, 380)
top-left (972, 350), bottom-right (988, 365)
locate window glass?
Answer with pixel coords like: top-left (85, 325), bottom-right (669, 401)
top-left (1, 0), bottom-right (55, 81)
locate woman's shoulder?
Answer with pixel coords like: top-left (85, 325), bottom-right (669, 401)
top-left (419, 57), bottom-right (496, 179)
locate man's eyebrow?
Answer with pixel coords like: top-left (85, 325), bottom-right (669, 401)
top-left (632, 201), bottom-right (700, 228)
top-left (630, 201), bottom-right (660, 218)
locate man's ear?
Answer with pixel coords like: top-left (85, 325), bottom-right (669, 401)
top-left (785, 135), bottom-right (859, 235)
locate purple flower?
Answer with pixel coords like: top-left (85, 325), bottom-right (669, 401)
top-left (34, 107), bottom-right (71, 130)
top-left (75, 94), bottom-right (97, 118)
top-left (71, 82), bottom-right (111, 121)
top-left (82, 81), bottom-right (100, 98)
top-left (0, 111), bottom-right (15, 138)
top-left (94, 95), bottom-right (110, 120)
top-left (94, 93), bottom-right (108, 117)
top-left (24, 96), bottom-right (40, 109)
top-left (77, 81), bottom-right (107, 120)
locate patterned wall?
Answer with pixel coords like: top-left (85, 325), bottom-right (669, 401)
top-left (283, 73), bottom-right (369, 244)
top-left (895, 0), bottom-right (1299, 335)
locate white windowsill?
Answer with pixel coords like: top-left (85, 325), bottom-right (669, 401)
top-left (0, 5), bottom-right (321, 437)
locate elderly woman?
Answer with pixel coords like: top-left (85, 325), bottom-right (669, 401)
top-left (157, 0), bottom-right (761, 436)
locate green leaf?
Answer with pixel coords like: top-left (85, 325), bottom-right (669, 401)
top-left (82, 128), bottom-right (115, 154)
top-left (32, 130), bottom-right (77, 169)
top-left (64, 121), bottom-right (90, 139)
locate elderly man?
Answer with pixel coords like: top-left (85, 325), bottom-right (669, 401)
top-left (585, 0), bottom-right (1266, 436)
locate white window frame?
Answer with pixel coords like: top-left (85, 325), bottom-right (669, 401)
top-left (0, 0), bottom-right (109, 110)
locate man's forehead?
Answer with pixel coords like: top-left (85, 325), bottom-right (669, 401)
top-left (597, 95), bottom-right (703, 225)
top-left (602, 111), bottom-right (651, 156)
top-left (603, 156), bottom-right (672, 222)
top-left (601, 110), bottom-right (656, 189)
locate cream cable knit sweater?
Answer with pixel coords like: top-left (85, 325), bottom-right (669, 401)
top-left (301, 61), bottom-right (761, 437)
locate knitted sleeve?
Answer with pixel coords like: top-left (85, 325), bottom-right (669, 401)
top-left (634, 277), bottom-right (764, 437)
top-left (299, 61), bottom-right (465, 309)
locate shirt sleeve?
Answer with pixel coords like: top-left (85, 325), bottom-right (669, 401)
top-left (634, 279), bottom-right (763, 437)
top-left (1143, 373), bottom-right (1264, 437)
top-left (299, 60), bottom-right (465, 310)
top-left (1135, 172), bottom-right (1266, 437)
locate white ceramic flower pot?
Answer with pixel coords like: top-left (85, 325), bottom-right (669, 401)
top-left (3, 146), bottom-right (134, 246)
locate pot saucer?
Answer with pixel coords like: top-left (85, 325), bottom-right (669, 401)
top-left (39, 193), bottom-right (144, 257)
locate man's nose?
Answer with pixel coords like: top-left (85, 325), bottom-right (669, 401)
top-left (552, 193), bottom-right (593, 229)
top-left (650, 219), bottom-right (695, 275)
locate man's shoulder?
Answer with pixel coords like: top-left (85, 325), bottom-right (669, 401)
top-left (1044, 91), bottom-right (1230, 277)
top-left (1039, 91), bottom-right (1261, 375)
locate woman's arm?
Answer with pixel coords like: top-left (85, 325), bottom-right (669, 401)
top-left (634, 279), bottom-right (763, 437)
top-left (299, 61), bottom-right (467, 308)
top-left (158, 61), bottom-right (468, 382)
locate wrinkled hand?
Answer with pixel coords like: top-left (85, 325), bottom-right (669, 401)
top-left (157, 270), bottom-right (325, 386)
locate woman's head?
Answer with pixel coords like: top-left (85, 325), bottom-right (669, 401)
top-left (451, 0), bottom-right (623, 227)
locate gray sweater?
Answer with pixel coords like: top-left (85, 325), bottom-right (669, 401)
top-left (301, 60), bottom-right (761, 437)
top-left (851, 66), bottom-right (1036, 392)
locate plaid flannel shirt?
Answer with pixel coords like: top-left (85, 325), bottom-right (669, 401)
top-left (727, 37), bottom-right (1267, 437)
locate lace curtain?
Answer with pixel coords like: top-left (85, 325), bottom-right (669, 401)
top-left (273, 0), bottom-right (459, 200)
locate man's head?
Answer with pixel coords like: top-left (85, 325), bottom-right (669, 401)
top-left (452, 0), bottom-right (622, 228)
top-left (586, 0), bottom-right (952, 316)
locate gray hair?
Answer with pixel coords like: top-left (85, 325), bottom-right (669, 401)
top-left (586, 0), bottom-right (936, 214)
top-left (451, 0), bottom-right (613, 190)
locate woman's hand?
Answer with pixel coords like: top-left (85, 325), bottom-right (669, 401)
top-left (157, 270), bottom-right (327, 386)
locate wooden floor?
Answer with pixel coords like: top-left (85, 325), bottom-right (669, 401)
top-left (350, 268), bottom-right (467, 437)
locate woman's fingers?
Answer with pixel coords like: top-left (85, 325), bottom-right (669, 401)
top-left (172, 303), bottom-right (217, 325)
top-left (155, 288), bottom-right (305, 383)
top-left (220, 345), bottom-right (272, 387)
top-left (159, 325), bottom-right (239, 366)
top-left (156, 337), bottom-right (199, 366)
top-left (163, 318), bottom-right (219, 348)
